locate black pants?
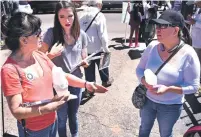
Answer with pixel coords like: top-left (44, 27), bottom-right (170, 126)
top-left (84, 53), bottom-right (109, 83)
top-left (138, 19), bottom-right (146, 41)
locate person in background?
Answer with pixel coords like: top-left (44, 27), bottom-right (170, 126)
top-left (127, 1), bottom-right (142, 47)
top-left (1, 0), bottom-right (19, 49)
top-left (79, 0), bottom-right (113, 97)
top-left (181, 1), bottom-right (195, 20)
top-left (136, 10), bottom-right (200, 137)
top-left (172, 0), bottom-right (182, 12)
top-left (1, 12), bottom-right (103, 137)
top-left (138, 0), bottom-right (150, 42)
top-left (40, 1), bottom-right (105, 137)
top-left (144, 5), bottom-right (157, 46)
top-left (187, 0), bottom-right (201, 84)
top-left (17, 0), bottom-right (33, 14)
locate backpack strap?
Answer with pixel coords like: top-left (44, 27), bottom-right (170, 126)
top-left (85, 11), bottom-right (100, 32)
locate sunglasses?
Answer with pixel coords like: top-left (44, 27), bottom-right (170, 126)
top-left (23, 28), bottom-right (42, 37)
top-left (156, 24), bottom-right (175, 29)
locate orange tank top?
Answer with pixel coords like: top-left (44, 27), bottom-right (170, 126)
top-left (1, 51), bottom-right (56, 131)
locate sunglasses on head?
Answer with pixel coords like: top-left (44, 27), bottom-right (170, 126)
top-left (156, 24), bottom-right (176, 29)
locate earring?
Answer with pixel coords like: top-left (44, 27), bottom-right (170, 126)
top-left (23, 40), bottom-right (27, 44)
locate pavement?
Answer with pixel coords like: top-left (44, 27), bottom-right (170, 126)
top-left (0, 11), bottom-right (192, 137)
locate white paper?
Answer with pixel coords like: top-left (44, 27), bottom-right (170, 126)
top-left (68, 94), bottom-right (78, 101)
top-left (52, 66), bottom-right (68, 90)
top-left (144, 69), bottom-right (157, 85)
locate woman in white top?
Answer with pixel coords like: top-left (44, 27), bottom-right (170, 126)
top-left (136, 10), bottom-right (200, 137)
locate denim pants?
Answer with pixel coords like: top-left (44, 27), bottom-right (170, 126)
top-left (17, 119), bottom-right (57, 137)
top-left (84, 53), bottom-right (109, 83)
top-left (139, 98), bottom-right (182, 137)
top-left (57, 86), bottom-right (82, 137)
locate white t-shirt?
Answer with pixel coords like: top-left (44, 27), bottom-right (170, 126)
top-left (79, 7), bottom-right (110, 53)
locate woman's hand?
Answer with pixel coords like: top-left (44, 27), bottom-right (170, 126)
top-left (156, 85), bottom-right (169, 95)
top-left (42, 92), bottom-right (70, 113)
top-left (141, 77), bottom-right (157, 93)
top-left (141, 77), bottom-right (170, 95)
top-left (86, 82), bottom-right (108, 93)
top-left (48, 43), bottom-right (64, 59)
top-left (80, 59), bottom-right (89, 68)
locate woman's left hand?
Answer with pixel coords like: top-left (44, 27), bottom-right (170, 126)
top-left (86, 82), bottom-right (108, 93)
top-left (80, 60), bottom-right (89, 68)
top-left (156, 85), bottom-right (170, 95)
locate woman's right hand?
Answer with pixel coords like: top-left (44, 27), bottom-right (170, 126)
top-left (141, 77), bottom-right (157, 93)
top-left (42, 92), bottom-right (70, 113)
top-left (48, 43), bottom-right (64, 59)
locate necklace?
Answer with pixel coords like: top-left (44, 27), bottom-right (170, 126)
top-left (160, 44), bottom-right (180, 53)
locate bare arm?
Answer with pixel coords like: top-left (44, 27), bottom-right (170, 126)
top-left (6, 94), bottom-right (40, 120)
top-left (66, 73), bottom-right (86, 88)
top-left (6, 93), bottom-right (69, 120)
top-left (81, 48), bottom-right (88, 60)
top-left (65, 73), bottom-right (108, 93)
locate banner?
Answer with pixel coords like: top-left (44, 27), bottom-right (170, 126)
top-left (121, 2), bottom-right (130, 23)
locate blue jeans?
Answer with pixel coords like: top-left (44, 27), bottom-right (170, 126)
top-left (139, 98), bottom-right (182, 137)
top-left (84, 53), bottom-right (109, 83)
top-left (57, 86), bottom-right (82, 137)
top-left (17, 119), bottom-right (57, 137)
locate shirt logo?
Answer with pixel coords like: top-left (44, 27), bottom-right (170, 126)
top-left (26, 73), bottom-right (34, 81)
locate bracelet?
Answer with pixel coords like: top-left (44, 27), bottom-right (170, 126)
top-left (84, 81), bottom-right (87, 89)
top-left (38, 106), bottom-right (42, 115)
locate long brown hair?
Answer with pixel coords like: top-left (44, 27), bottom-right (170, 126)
top-left (53, 1), bottom-right (80, 45)
top-left (179, 25), bottom-right (192, 45)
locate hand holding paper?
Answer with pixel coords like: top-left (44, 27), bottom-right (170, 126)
top-left (144, 69), bottom-right (170, 94)
top-left (80, 59), bottom-right (89, 68)
top-left (155, 85), bottom-right (169, 94)
top-left (144, 69), bottom-right (157, 86)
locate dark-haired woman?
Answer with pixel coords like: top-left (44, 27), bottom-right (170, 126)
top-left (40, 2), bottom-right (89, 137)
top-left (1, 12), bottom-right (106, 137)
top-left (127, 2), bottom-right (142, 47)
top-left (136, 10), bottom-right (200, 137)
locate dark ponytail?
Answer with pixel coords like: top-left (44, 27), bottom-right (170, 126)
top-left (179, 25), bottom-right (192, 45)
top-left (4, 12), bottom-right (41, 52)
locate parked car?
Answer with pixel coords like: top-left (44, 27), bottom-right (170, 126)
top-left (102, 1), bottom-right (122, 10)
top-left (29, 0), bottom-right (82, 14)
top-left (28, 1), bottom-right (59, 14)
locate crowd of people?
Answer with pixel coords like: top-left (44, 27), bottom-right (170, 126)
top-left (1, 0), bottom-right (201, 137)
